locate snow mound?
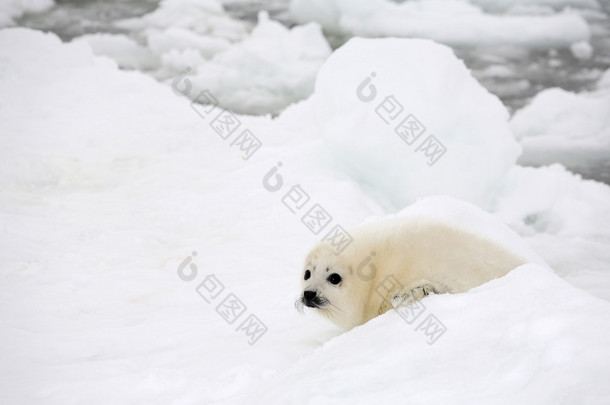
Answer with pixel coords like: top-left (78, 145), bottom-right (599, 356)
top-left (116, 0), bottom-right (248, 43)
top-left (113, 0), bottom-right (247, 73)
top-left (186, 11), bottom-right (331, 115)
top-left (496, 165), bottom-right (610, 238)
top-left (0, 27), bottom-right (207, 179)
top-left (309, 37), bottom-right (520, 210)
top-left (290, 0), bottom-right (591, 49)
top-left (0, 0), bottom-right (53, 27)
top-left (510, 81), bottom-right (610, 171)
top-left (111, 1), bottom-right (331, 115)
top-left (116, 0), bottom-right (247, 66)
top-left (493, 164), bottom-right (610, 300)
top-left (245, 264), bottom-right (610, 403)
top-left (147, 26), bottom-right (232, 59)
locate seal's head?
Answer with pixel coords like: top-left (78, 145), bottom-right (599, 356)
top-left (297, 243), bottom-right (366, 329)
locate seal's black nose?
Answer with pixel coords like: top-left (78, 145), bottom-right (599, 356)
top-left (304, 290), bottom-right (316, 301)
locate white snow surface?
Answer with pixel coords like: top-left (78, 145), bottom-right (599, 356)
top-left (1, 27), bottom-right (610, 404)
top-left (99, 0), bottom-right (331, 115)
top-left (248, 264), bottom-right (610, 404)
top-left (289, 0), bottom-right (591, 49)
top-left (306, 37), bottom-right (521, 210)
top-left (510, 74), bottom-right (610, 169)
top-left (467, 0), bottom-right (600, 11)
top-left (185, 11), bottom-right (331, 115)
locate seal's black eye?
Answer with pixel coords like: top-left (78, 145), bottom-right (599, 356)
top-left (304, 270), bottom-right (311, 280)
top-left (327, 273), bottom-right (341, 285)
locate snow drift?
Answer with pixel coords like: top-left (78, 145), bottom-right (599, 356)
top-left (1, 27), bottom-right (610, 404)
top-left (306, 37), bottom-right (521, 210)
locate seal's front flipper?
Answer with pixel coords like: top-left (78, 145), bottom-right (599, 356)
top-left (391, 281), bottom-right (443, 309)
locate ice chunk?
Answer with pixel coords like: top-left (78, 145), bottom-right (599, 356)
top-left (510, 84), bottom-right (610, 174)
top-left (307, 37), bottom-right (521, 210)
top-left (494, 164), bottom-right (610, 300)
top-left (570, 40), bottom-right (594, 60)
top-left (146, 27), bottom-right (231, 58)
top-left (111, 2), bottom-right (331, 115)
top-left (289, 0), bottom-right (591, 49)
top-left (495, 165), bottom-right (610, 238)
top-left (468, 0), bottom-right (600, 12)
top-left (185, 11), bottom-right (331, 115)
top-left (116, 0), bottom-right (249, 43)
top-left (0, 0), bottom-right (53, 27)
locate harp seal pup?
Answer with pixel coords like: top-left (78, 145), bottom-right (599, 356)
top-left (297, 216), bottom-right (526, 330)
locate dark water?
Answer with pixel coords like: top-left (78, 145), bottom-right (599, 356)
top-left (17, 0), bottom-right (610, 183)
top-left (18, 0), bottom-right (160, 40)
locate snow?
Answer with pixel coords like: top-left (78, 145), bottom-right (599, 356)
top-left (185, 11), bottom-right (331, 115)
top-left (289, 0), bottom-right (591, 49)
top-left (72, 33), bottom-right (160, 70)
top-left (106, 1), bottom-right (331, 115)
top-left (301, 37), bottom-right (520, 210)
top-left (467, 0), bottom-right (600, 12)
top-left (0, 0), bottom-right (53, 28)
top-left (247, 264), bottom-right (610, 404)
top-left (493, 164), bottom-right (610, 299)
top-left (147, 27), bottom-right (232, 58)
top-left (1, 26), bottom-right (610, 404)
top-left (116, 0), bottom-right (248, 43)
top-left (510, 77), bottom-right (610, 171)
top-left (570, 40), bottom-right (594, 59)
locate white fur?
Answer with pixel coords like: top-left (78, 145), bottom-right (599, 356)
top-left (300, 217), bottom-right (526, 329)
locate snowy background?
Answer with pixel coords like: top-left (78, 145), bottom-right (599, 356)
top-left (1, 0), bottom-right (610, 403)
